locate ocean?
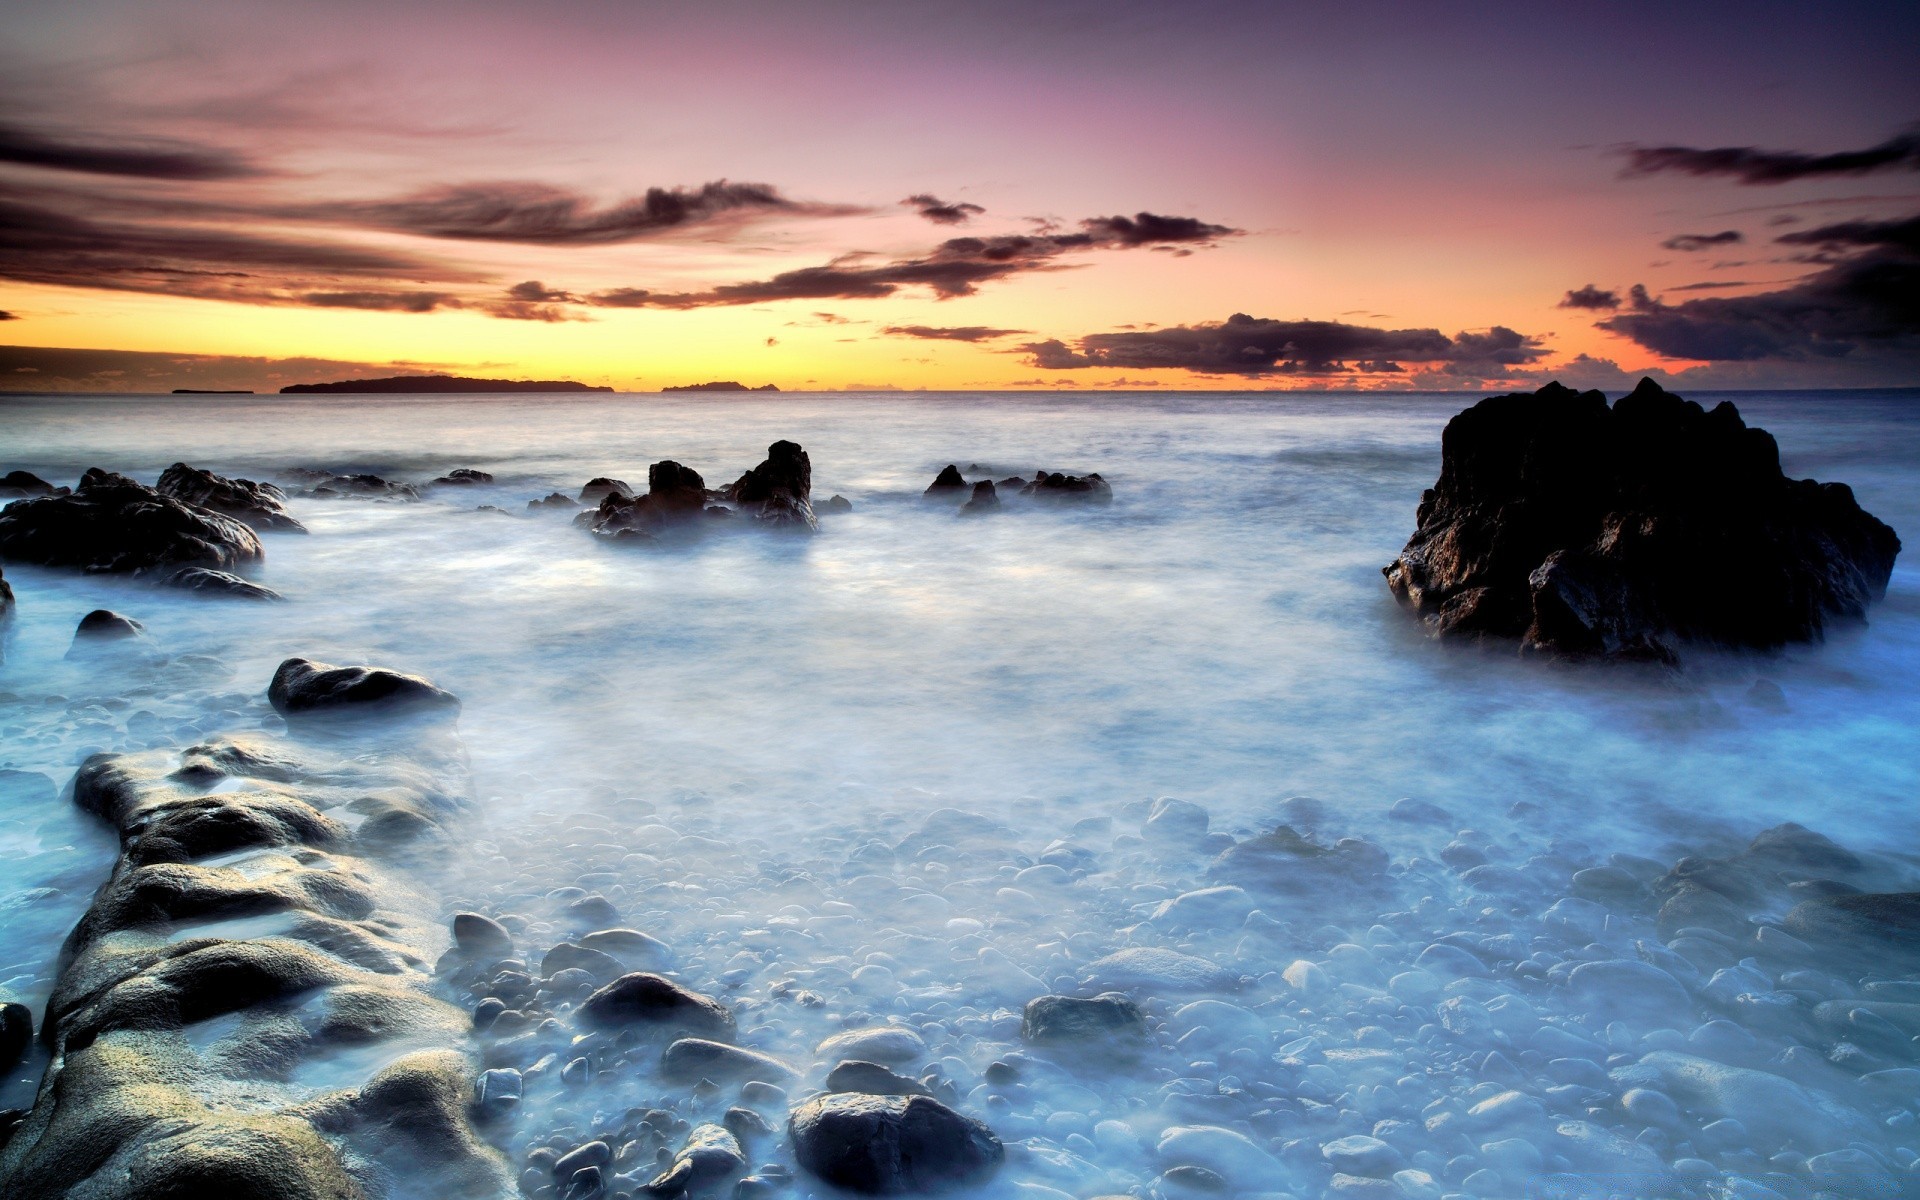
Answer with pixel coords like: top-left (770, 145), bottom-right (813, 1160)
top-left (2, 388), bottom-right (1916, 1196)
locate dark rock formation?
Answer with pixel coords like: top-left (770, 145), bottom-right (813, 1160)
top-left (822, 495), bottom-right (853, 514)
top-left (451, 912), bottom-right (513, 957)
top-left (577, 972), bottom-right (735, 1037)
top-left (304, 473), bottom-right (421, 501)
top-left (282, 374), bottom-right (611, 394)
top-left (662, 381), bottom-right (779, 392)
top-left (431, 468), bottom-right (494, 486)
top-left (0, 1003), bottom-right (28, 1075)
top-left (1785, 892), bottom-right (1920, 970)
top-left (155, 463), bottom-right (306, 533)
top-left (268, 657), bottom-right (461, 720)
top-left (661, 1038), bottom-right (797, 1084)
top-left (528, 492), bottom-right (577, 510)
top-left (643, 1124), bottom-right (746, 1195)
top-left (581, 460), bottom-right (717, 540)
top-left (578, 478), bottom-right (632, 505)
top-left (165, 567), bottom-right (282, 600)
top-left (1021, 994), bottom-right (1146, 1045)
top-left (1384, 379), bottom-right (1902, 661)
top-left (724, 440), bottom-right (816, 531)
top-left (0, 468), bottom-right (264, 575)
top-left (924, 465), bottom-right (967, 497)
top-left (0, 471), bottom-right (56, 498)
top-left (789, 1093), bottom-right (1003, 1194)
top-left (0, 693), bottom-right (506, 1199)
top-left (824, 1060), bottom-right (932, 1098)
top-left (0, 566), bottom-right (12, 644)
top-left (69, 609), bottom-right (145, 650)
top-left (958, 480), bottom-right (1000, 516)
top-left (1020, 471), bottom-right (1113, 504)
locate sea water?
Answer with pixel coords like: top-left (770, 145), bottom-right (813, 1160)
top-left (1, 389), bottom-right (1916, 1197)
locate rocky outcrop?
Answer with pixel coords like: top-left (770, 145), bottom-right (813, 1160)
top-left (789, 1092), bottom-right (1002, 1194)
top-left (724, 440), bottom-right (816, 531)
top-left (304, 473), bottom-right (421, 502)
top-left (578, 478), bottom-right (632, 505)
top-left (156, 463), bottom-right (307, 533)
top-left (1020, 471), bottom-right (1113, 504)
top-left (581, 461), bottom-right (715, 540)
top-left (924, 465), bottom-right (967, 497)
top-left (958, 480), bottom-right (999, 516)
top-left (430, 469), bottom-right (493, 486)
top-left (0, 668), bottom-right (509, 1199)
top-left (1384, 379), bottom-right (1902, 661)
top-left (268, 657), bottom-right (461, 721)
top-left (165, 566), bottom-right (283, 600)
top-left (0, 468), bottom-right (264, 576)
top-left (0, 471), bottom-right (57, 498)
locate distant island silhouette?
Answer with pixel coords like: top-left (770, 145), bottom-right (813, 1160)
top-left (280, 374), bottom-right (614, 394)
top-left (661, 381), bottom-right (781, 392)
top-left (172, 389), bottom-right (254, 394)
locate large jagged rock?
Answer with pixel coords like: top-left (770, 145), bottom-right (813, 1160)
top-left (1384, 379), bottom-right (1901, 662)
top-left (580, 460), bottom-right (714, 541)
top-left (0, 468), bottom-right (264, 576)
top-left (0, 471), bottom-right (57, 498)
top-left (0, 667), bottom-right (509, 1199)
top-left (789, 1093), bottom-right (1003, 1194)
top-left (156, 463), bottom-right (307, 533)
top-left (724, 440), bottom-right (816, 531)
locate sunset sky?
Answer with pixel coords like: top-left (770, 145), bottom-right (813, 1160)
top-left (1, 0), bottom-right (1916, 392)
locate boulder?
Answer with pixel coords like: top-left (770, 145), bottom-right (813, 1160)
top-left (643, 1124), bottom-right (744, 1196)
top-left (1020, 471), bottom-right (1113, 504)
top-left (0, 470), bottom-right (57, 498)
top-left (924, 465), bottom-right (968, 497)
top-left (822, 495), bottom-right (854, 514)
top-left (660, 1038), bottom-right (796, 1084)
top-left (165, 567), bottom-right (281, 600)
top-left (583, 460), bottom-right (712, 539)
top-left (71, 609), bottom-right (145, 644)
top-left (0, 1003), bottom-right (29, 1074)
top-left (0, 468), bottom-right (263, 575)
top-left (816, 1026), bottom-right (927, 1066)
top-left (577, 972), bottom-right (735, 1037)
top-left (958, 480), bottom-right (1000, 516)
top-left (725, 440), bottom-right (816, 531)
top-left (430, 469), bottom-right (493, 486)
top-left (528, 492), bottom-right (577, 510)
top-left (789, 1093), bottom-right (1003, 1194)
top-left (155, 463), bottom-right (306, 533)
top-left (1783, 892), bottom-right (1920, 970)
top-left (823, 1060), bottom-right (931, 1097)
top-left (1021, 994), bottom-right (1146, 1045)
top-left (578, 477), bottom-right (632, 504)
top-left (304, 472), bottom-right (419, 501)
top-left (267, 657), bottom-right (460, 720)
top-left (1206, 825), bottom-right (1388, 901)
top-left (1384, 379), bottom-right (1901, 661)
top-left (451, 913), bottom-right (513, 957)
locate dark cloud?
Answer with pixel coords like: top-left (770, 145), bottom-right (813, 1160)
top-left (1618, 129), bottom-right (1920, 185)
top-left (310, 180), bottom-right (857, 244)
top-left (0, 310), bottom-right (15, 320)
top-left (1597, 250), bottom-right (1919, 363)
top-left (586, 211), bottom-right (1238, 309)
top-left (882, 324), bottom-right (1027, 341)
top-left (0, 122), bottom-right (261, 180)
top-left (506, 280), bottom-right (578, 302)
top-left (903, 194), bottom-right (985, 225)
top-left (1669, 281), bottom-right (1750, 291)
top-left (299, 290), bottom-right (458, 312)
top-left (1661, 230), bottom-right (1743, 251)
top-left (1559, 284), bottom-right (1621, 310)
top-left (1774, 213), bottom-right (1920, 255)
top-left (1021, 313), bottom-right (1547, 377)
top-left (0, 343), bottom-right (473, 392)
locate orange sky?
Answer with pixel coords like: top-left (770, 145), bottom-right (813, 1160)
top-left (2, 0), bottom-right (1916, 392)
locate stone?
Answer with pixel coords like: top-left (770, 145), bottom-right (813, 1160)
top-left (164, 567), bottom-right (282, 600)
top-left (643, 1124), bottom-right (744, 1196)
top-left (1783, 892), bottom-right (1920, 969)
top-left (431, 469), bottom-right (493, 486)
top-left (541, 942), bottom-right (623, 980)
top-left (268, 657), bottom-right (460, 720)
top-left (1611, 1051), bottom-right (1869, 1145)
top-left (156, 463), bottom-right (306, 533)
top-left (304, 472), bottom-right (419, 501)
top-left (1156, 1125), bottom-right (1284, 1189)
top-left (577, 927), bottom-right (673, 967)
top-left (824, 1060), bottom-right (932, 1097)
top-left (69, 609), bottom-right (144, 647)
top-left (958, 479), bottom-right (1000, 515)
top-left (1143, 797), bottom-right (1210, 844)
top-left (1205, 825), bottom-right (1387, 900)
top-left (1082, 948), bottom-right (1230, 992)
top-left (816, 1026), bottom-right (927, 1066)
top-left (1384, 379), bottom-right (1902, 661)
top-left (1021, 994), bottom-right (1146, 1045)
top-left (578, 477), bottom-right (632, 504)
top-left (577, 972), bottom-right (735, 1037)
top-left (1020, 471), bottom-right (1113, 504)
top-left (660, 1038), bottom-right (797, 1084)
top-left (0, 470), bottom-right (56, 497)
top-left (1321, 1135), bottom-right (1404, 1177)
top-left (789, 1093), bottom-right (1003, 1194)
top-left (0, 468), bottom-right (264, 575)
top-left (822, 494), bottom-right (853, 514)
top-left (924, 465), bottom-right (968, 496)
top-left (725, 441), bottom-right (816, 531)
top-left (0, 1003), bottom-right (29, 1074)
top-left (1566, 959), bottom-right (1691, 1024)
top-left (451, 913), bottom-right (513, 957)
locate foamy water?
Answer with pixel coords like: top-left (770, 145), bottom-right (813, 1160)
top-left (2, 389), bottom-right (1916, 1197)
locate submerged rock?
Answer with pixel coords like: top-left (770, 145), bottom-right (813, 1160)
top-left (958, 479), bottom-right (1000, 516)
top-left (816, 1026), bottom-right (927, 1065)
top-left (1384, 379), bottom-right (1901, 661)
top-left (0, 468), bottom-right (264, 575)
top-left (156, 463), bottom-right (306, 533)
top-left (789, 1092), bottom-right (1003, 1194)
top-left (823, 1060), bottom-right (931, 1098)
top-left (643, 1124), bottom-right (745, 1196)
top-left (165, 566), bottom-right (282, 600)
top-left (70, 608), bottom-right (145, 645)
top-left (578, 477), bottom-right (632, 504)
top-left (577, 972), bottom-right (735, 1037)
top-left (1022, 993), bottom-right (1146, 1045)
top-left (431, 468), bottom-right (493, 486)
top-left (304, 472), bottom-right (420, 501)
top-left (724, 440), bottom-right (816, 531)
top-left (661, 1038), bottom-right (796, 1084)
top-left (0, 470), bottom-right (57, 498)
top-left (268, 657), bottom-right (461, 719)
top-left (1020, 471), bottom-right (1113, 504)
top-left (924, 465), bottom-right (968, 497)
top-left (1784, 891), bottom-right (1920, 969)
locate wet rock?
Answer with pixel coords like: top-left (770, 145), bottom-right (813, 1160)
top-left (156, 463), bottom-right (306, 533)
top-left (529, 491), bottom-right (578, 510)
top-left (578, 927), bottom-right (673, 967)
top-left (476, 1067), bottom-right (521, 1112)
top-left (1612, 1051), bottom-right (1871, 1145)
top-left (1019, 471), bottom-right (1113, 504)
top-left (643, 1124), bottom-right (744, 1196)
top-left (1082, 948), bottom-right (1231, 992)
top-left (1383, 379), bottom-right (1902, 661)
top-left (1322, 1134), bottom-right (1404, 1177)
top-left (1150, 886), bottom-right (1252, 928)
top-left (0, 468), bottom-right (264, 575)
top-left (577, 972), bottom-right (735, 1037)
top-left (579, 477), bottom-right (632, 504)
top-left (0, 470), bottom-right (56, 498)
top-left (163, 566), bottom-right (282, 599)
top-left (268, 656), bottom-right (461, 720)
top-left (824, 1060), bottom-right (932, 1097)
top-left (958, 480), bottom-right (1000, 516)
top-left (1567, 959), bottom-right (1691, 1024)
top-left (789, 1092), bottom-right (1003, 1194)
top-left (1022, 994), bottom-right (1146, 1045)
top-left (0, 1003), bottom-right (29, 1074)
top-left (1783, 891), bottom-right (1919, 969)
top-left (452, 912), bottom-right (514, 957)
top-left (724, 441), bottom-right (816, 531)
top-left (1156, 1125), bottom-right (1284, 1189)
top-left (661, 1038), bottom-right (797, 1084)
top-left (1205, 825), bottom-right (1387, 900)
top-left (542, 942), bottom-right (623, 980)
top-left (816, 1026), bottom-right (927, 1066)
top-left (69, 608), bottom-right (145, 648)
top-left (305, 472), bottom-right (420, 501)
top-left (924, 465), bottom-right (968, 497)
top-left (822, 494), bottom-right (853, 514)
top-left (1143, 797), bottom-right (1210, 845)
top-left (431, 468), bottom-right (493, 486)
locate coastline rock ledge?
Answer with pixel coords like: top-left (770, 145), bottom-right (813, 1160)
top-left (1384, 378), bottom-right (1900, 662)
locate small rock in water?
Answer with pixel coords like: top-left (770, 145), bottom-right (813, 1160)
top-left (1021, 994), bottom-right (1146, 1046)
top-left (958, 479), bottom-right (1000, 516)
top-left (660, 1038), bottom-right (797, 1084)
top-left (1082, 947), bottom-right (1230, 992)
top-left (67, 609), bottom-right (146, 657)
top-left (268, 656), bottom-right (460, 719)
top-left (824, 1060), bottom-right (933, 1097)
top-left (789, 1092), bottom-right (1003, 1194)
top-left (452, 912), bottom-right (513, 956)
top-left (0, 1002), bottom-right (33, 1073)
top-left (577, 972), bottom-right (736, 1036)
top-left (643, 1124), bottom-right (745, 1196)
top-left (816, 1025), bottom-right (928, 1065)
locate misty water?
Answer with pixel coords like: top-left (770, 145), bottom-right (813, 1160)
top-left (2, 389), bottom-right (1917, 1200)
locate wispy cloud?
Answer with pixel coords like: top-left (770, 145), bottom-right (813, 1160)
top-left (1661, 230), bottom-right (1743, 251)
top-left (882, 324), bottom-right (1026, 341)
top-left (0, 122), bottom-right (262, 180)
top-left (1618, 128), bottom-right (1920, 185)
top-left (902, 194), bottom-right (984, 225)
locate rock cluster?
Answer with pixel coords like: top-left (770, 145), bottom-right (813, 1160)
top-left (924, 464), bottom-right (1113, 508)
top-left (1385, 379), bottom-right (1902, 661)
top-left (156, 462), bottom-right (307, 533)
top-left (579, 441), bottom-right (820, 542)
top-left (0, 664), bottom-right (507, 1199)
top-left (0, 468), bottom-right (264, 576)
